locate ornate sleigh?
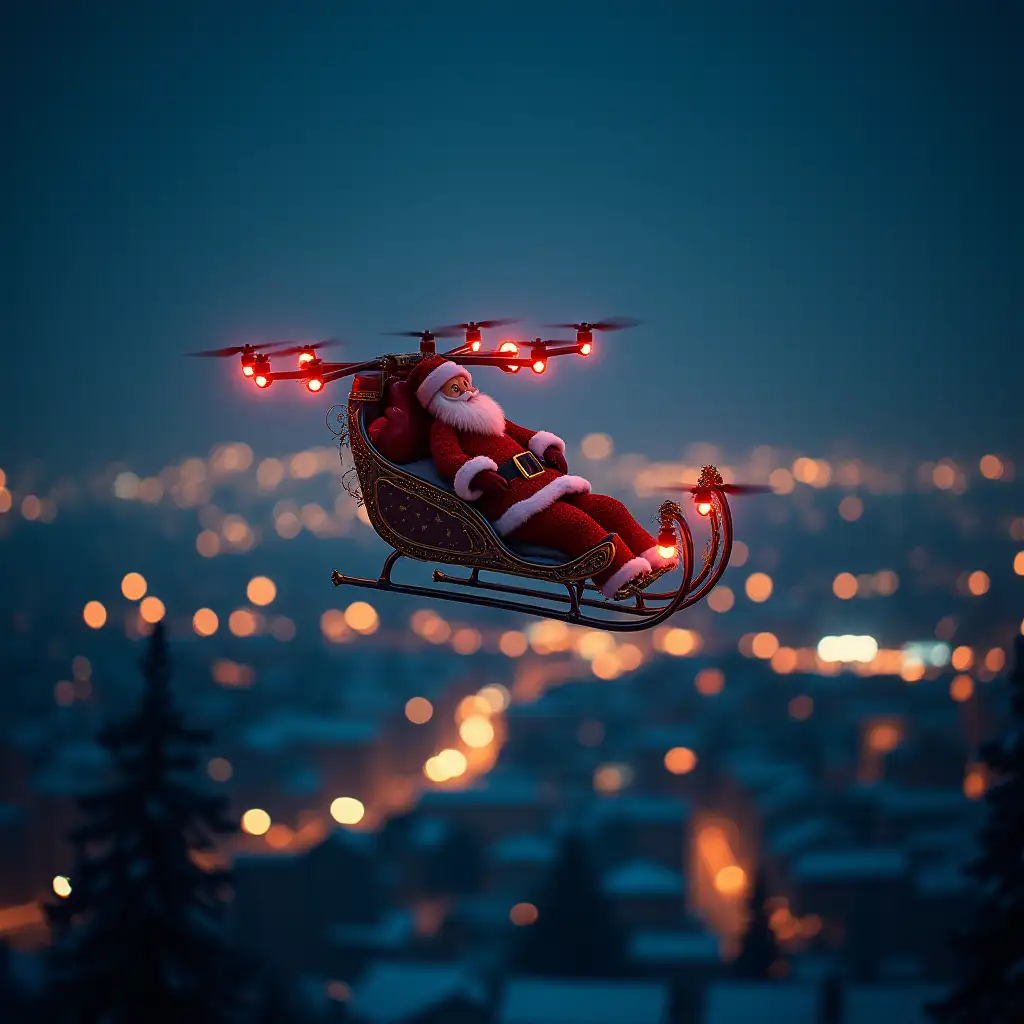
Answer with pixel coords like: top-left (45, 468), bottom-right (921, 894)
top-left (329, 362), bottom-right (735, 631)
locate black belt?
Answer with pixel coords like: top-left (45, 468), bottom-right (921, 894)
top-left (496, 450), bottom-right (546, 483)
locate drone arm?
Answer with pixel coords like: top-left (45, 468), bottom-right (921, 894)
top-left (266, 369), bottom-right (310, 381)
top-left (321, 359), bottom-right (385, 385)
top-left (450, 354), bottom-right (532, 369)
top-left (451, 348), bottom-right (580, 368)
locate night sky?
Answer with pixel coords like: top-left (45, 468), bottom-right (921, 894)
top-left (5, 1), bottom-right (1021, 474)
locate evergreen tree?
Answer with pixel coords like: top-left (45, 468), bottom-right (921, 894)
top-left (733, 867), bottom-right (781, 978)
top-left (45, 622), bottom-right (251, 1024)
top-left (0, 939), bottom-right (31, 1023)
top-left (928, 635), bottom-right (1024, 1023)
top-left (510, 830), bottom-right (629, 978)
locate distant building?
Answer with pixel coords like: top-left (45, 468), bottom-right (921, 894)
top-left (346, 960), bottom-right (489, 1024)
top-left (703, 981), bottom-right (820, 1024)
top-left (843, 984), bottom-right (944, 1024)
top-left (232, 827), bottom-right (382, 978)
top-left (603, 859), bottom-right (686, 930)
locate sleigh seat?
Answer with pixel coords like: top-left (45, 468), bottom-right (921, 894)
top-left (345, 372), bottom-right (615, 582)
top-left (399, 457), bottom-right (569, 565)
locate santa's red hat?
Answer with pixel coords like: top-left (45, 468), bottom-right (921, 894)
top-left (406, 355), bottom-right (470, 409)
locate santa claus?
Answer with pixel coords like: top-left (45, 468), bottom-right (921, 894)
top-left (404, 354), bottom-right (677, 599)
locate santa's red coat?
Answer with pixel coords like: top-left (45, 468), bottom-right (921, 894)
top-left (430, 418), bottom-right (592, 537)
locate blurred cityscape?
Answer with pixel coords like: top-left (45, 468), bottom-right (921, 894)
top-left (1, 431), bottom-right (1022, 1022)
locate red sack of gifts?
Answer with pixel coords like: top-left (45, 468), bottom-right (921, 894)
top-left (367, 379), bottom-right (433, 465)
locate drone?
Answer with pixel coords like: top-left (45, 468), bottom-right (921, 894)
top-left (189, 318), bottom-right (769, 630)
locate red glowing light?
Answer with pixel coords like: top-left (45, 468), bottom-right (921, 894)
top-left (255, 375), bottom-right (271, 389)
top-left (298, 351), bottom-right (315, 367)
top-left (697, 501), bottom-right (712, 516)
top-left (306, 378), bottom-right (324, 393)
top-left (499, 342), bottom-right (520, 374)
top-left (242, 365), bottom-right (255, 377)
top-left (657, 525), bottom-right (676, 557)
top-left (580, 342), bottom-right (592, 356)
top-left (471, 340), bottom-right (482, 352)
top-left (532, 360), bottom-right (546, 374)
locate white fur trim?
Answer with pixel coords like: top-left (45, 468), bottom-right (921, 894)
top-left (640, 545), bottom-right (678, 571)
top-left (429, 390), bottom-right (505, 436)
top-left (453, 455), bottom-right (499, 501)
top-left (492, 474), bottom-right (591, 536)
top-left (415, 360), bottom-right (469, 407)
top-left (599, 556), bottom-right (652, 599)
top-left (528, 431), bottom-right (565, 460)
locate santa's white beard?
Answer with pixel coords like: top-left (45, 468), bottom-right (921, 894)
top-left (428, 390), bottom-right (506, 436)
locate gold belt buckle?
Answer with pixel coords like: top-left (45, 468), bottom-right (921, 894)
top-left (513, 452), bottom-right (545, 479)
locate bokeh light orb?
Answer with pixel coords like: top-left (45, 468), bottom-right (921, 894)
top-left (120, 572), bottom-right (147, 601)
top-left (459, 715), bottom-right (495, 748)
top-left (139, 596), bottom-right (165, 624)
top-left (330, 797), bottom-right (365, 826)
top-left (714, 865), bottom-right (748, 896)
top-left (192, 608), bottom-right (219, 636)
top-left (241, 809), bottom-right (271, 836)
top-left (83, 601), bottom-right (107, 629)
top-left (664, 747), bottom-right (697, 775)
top-left (246, 576), bottom-right (277, 606)
top-left (344, 601), bottom-right (379, 634)
top-left (405, 697), bottom-right (433, 724)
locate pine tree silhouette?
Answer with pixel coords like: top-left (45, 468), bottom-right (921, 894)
top-left (733, 867), bottom-right (781, 978)
top-left (45, 622), bottom-right (251, 1024)
top-left (928, 634), bottom-right (1024, 1023)
top-left (510, 830), bottom-right (628, 978)
top-left (0, 939), bottom-right (30, 1023)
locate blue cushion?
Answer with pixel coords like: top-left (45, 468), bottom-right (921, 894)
top-left (399, 461), bottom-right (566, 565)
top-left (405, 458), bottom-right (450, 490)
top-left (508, 543), bottom-right (567, 565)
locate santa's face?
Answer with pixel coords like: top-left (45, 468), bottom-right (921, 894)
top-left (429, 375), bottom-right (505, 435)
top-left (439, 374), bottom-right (476, 400)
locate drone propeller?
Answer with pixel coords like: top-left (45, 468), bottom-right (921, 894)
top-left (662, 482), bottom-right (774, 496)
top-left (433, 318), bottom-right (520, 334)
top-left (384, 327), bottom-right (465, 341)
top-left (185, 340), bottom-right (295, 358)
top-left (266, 339), bottom-right (343, 358)
top-left (543, 317), bottom-right (641, 332)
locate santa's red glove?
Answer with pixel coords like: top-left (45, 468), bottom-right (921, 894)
top-left (470, 469), bottom-right (510, 499)
top-left (544, 445), bottom-right (568, 475)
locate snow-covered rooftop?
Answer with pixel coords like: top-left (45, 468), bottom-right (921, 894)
top-left (792, 847), bottom-right (910, 883)
top-left (631, 929), bottom-right (720, 963)
top-left (844, 984), bottom-right (945, 1024)
top-left (704, 981), bottom-right (819, 1024)
top-left (604, 859), bottom-right (683, 897)
top-left (489, 834), bottom-right (556, 865)
top-left (500, 977), bottom-right (669, 1024)
top-left (348, 960), bottom-right (486, 1023)
top-left (239, 713), bottom-right (378, 752)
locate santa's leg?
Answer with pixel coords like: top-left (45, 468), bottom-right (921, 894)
top-left (563, 493), bottom-right (677, 570)
top-left (506, 501), bottom-right (651, 599)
